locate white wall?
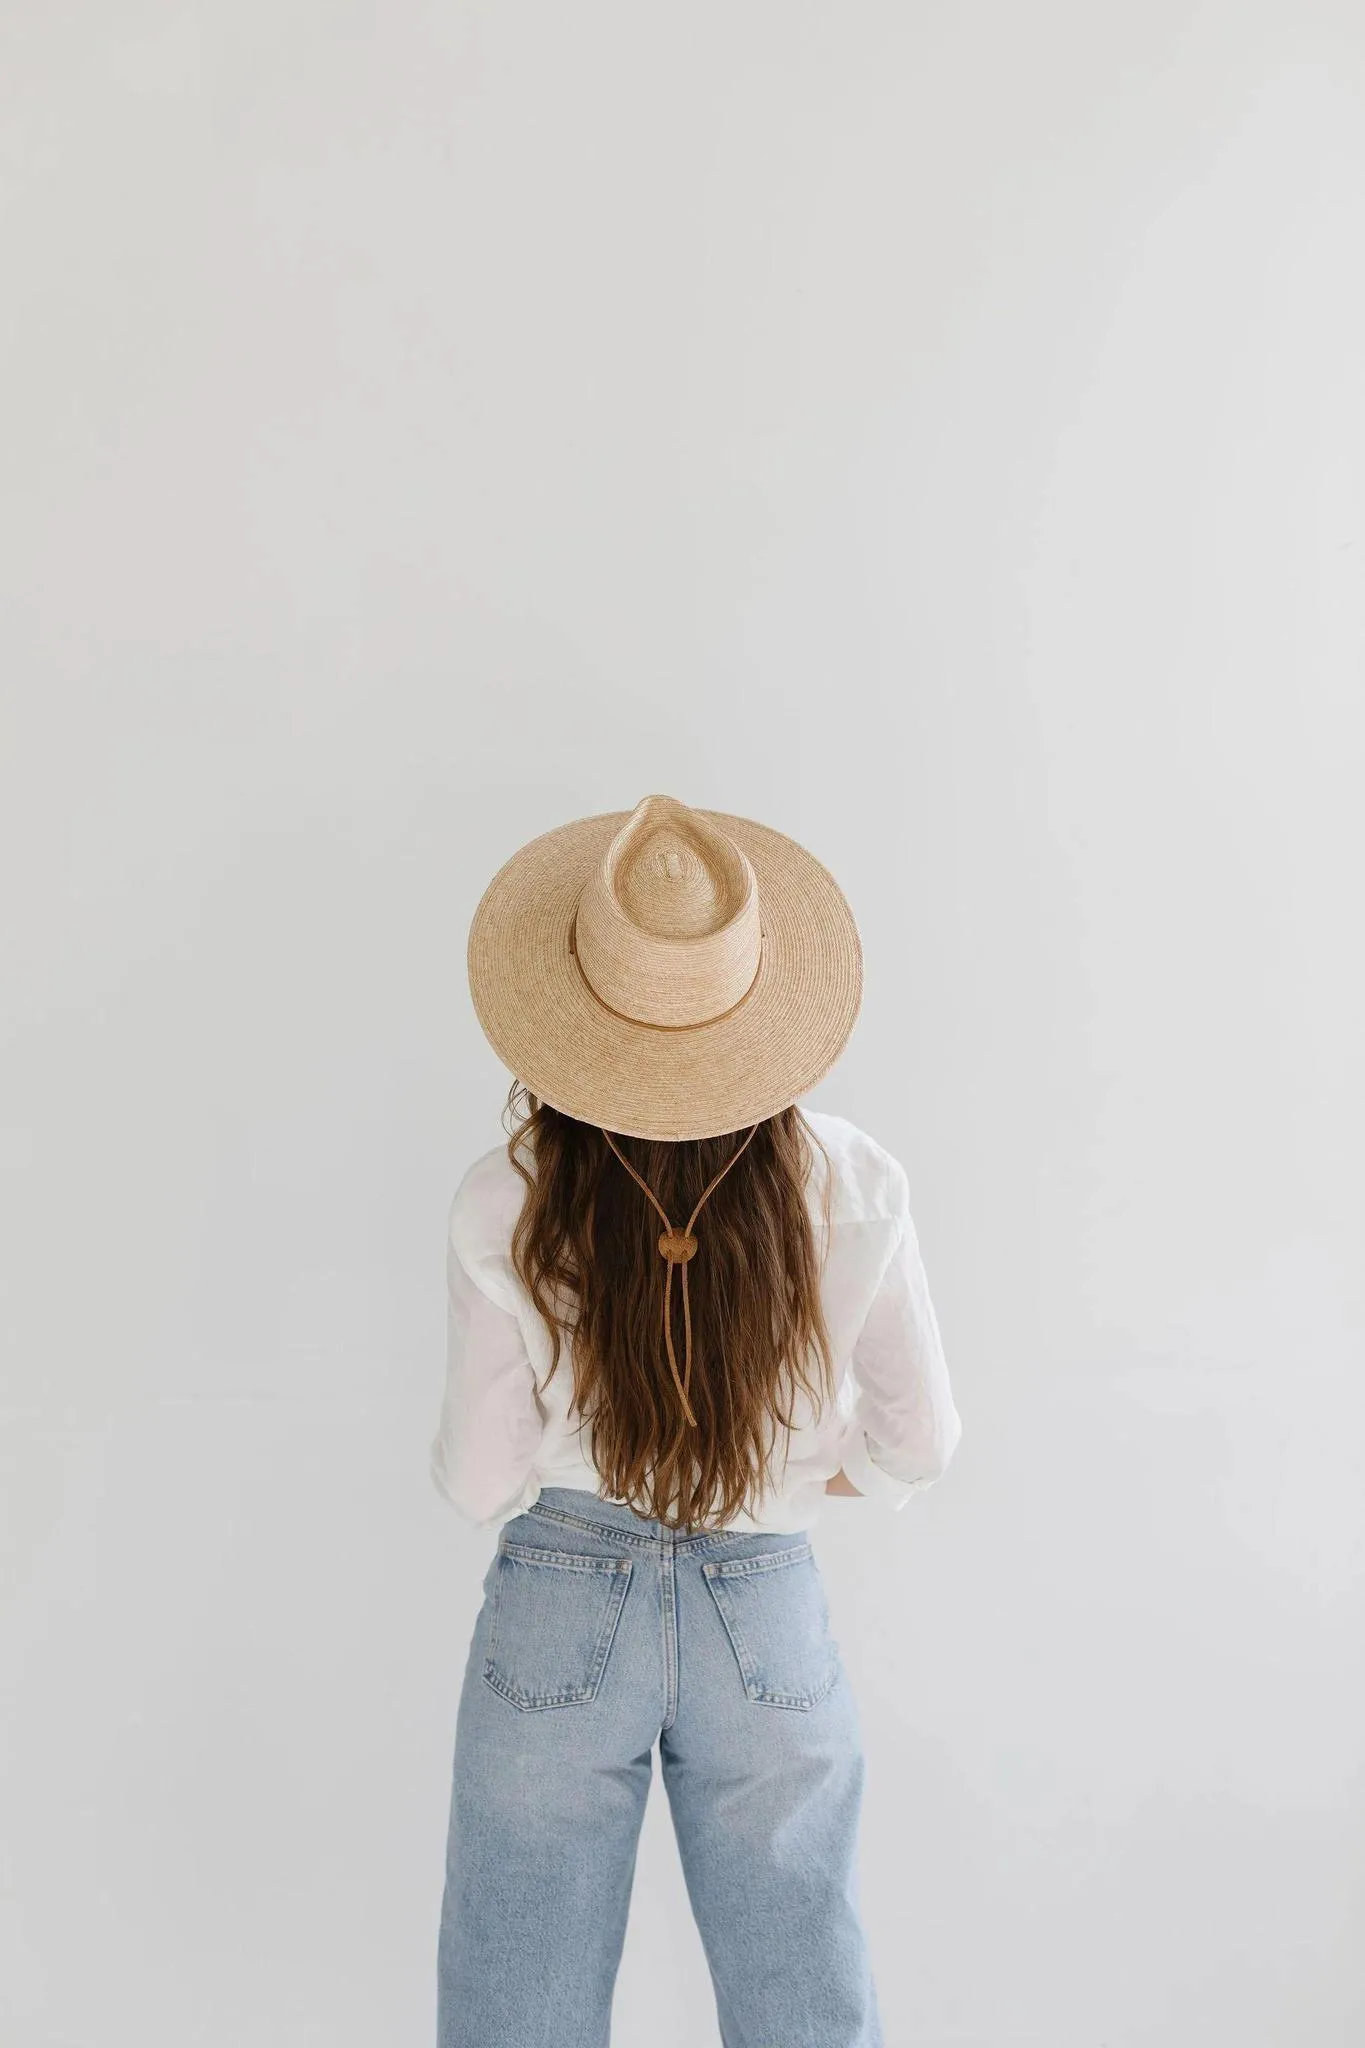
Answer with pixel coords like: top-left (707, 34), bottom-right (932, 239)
top-left (3, 5), bottom-right (1363, 2043)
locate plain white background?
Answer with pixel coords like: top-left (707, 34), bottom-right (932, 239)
top-left (2, 5), bottom-right (1363, 2044)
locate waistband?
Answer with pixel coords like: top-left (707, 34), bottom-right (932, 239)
top-left (523, 1485), bottom-right (810, 1556)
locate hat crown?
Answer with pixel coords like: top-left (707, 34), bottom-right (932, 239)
top-left (574, 795), bottom-right (762, 1027)
top-left (616, 809), bottom-right (742, 939)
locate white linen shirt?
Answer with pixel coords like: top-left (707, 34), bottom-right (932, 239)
top-left (430, 1110), bottom-right (963, 1534)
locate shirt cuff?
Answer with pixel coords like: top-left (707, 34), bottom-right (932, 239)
top-left (835, 1423), bottom-right (933, 1511)
top-left (429, 1440), bottom-right (543, 1528)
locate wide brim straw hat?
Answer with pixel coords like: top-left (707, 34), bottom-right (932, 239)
top-left (466, 793), bottom-right (862, 1142)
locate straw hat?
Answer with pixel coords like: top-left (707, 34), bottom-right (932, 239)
top-left (466, 793), bottom-right (862, 1143)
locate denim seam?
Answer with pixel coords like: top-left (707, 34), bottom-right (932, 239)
top-left (523, 1499), bottom-right (764, 1557)
top-left (701, 1543), bottom-right (814, 1579)
top-left (501, 1540), bottom-right (635, 1573)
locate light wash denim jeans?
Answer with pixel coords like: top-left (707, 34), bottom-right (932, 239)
top-left (437, 1485), bottom-right (882, 2047)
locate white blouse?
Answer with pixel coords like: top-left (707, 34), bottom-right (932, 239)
top-left (430, 1109), bottom-right (963, 1534)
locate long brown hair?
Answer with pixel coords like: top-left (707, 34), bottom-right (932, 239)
top-left (501, 1079), bottom-right (837, 1531)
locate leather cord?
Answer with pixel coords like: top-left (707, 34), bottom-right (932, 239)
top-left (599, 1123), bottom-right (760, 1426)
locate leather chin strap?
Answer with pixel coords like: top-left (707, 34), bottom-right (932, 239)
top-left (599, 1123), bottom-right (760, 1427)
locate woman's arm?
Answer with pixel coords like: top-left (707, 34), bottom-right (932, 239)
top-left (833, 1170), bottom-right (963, 1509)
top-left (431, 1189), bottom-right (544, 1526)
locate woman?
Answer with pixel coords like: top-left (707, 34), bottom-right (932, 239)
top-left (431, 793), bottom-right (963, 2048)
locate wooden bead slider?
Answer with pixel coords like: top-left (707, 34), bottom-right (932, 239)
top-left (658, 1230), bottom-right (699, 1264)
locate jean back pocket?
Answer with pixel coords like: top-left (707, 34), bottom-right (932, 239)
top-left (483, 1540), bottom-right (634, 1711)
top-left (701, 1542), bottom-right (840, 1710)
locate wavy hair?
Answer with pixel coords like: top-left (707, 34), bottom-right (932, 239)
top-left (501, 1079), bottom-right (836, 1531)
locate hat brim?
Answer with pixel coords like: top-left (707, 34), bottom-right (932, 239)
top-left (467, 807), bottom-right (863, 1141)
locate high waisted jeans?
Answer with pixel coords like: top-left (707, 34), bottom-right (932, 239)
top-left (436, 1485), bottom-right (882, 2048)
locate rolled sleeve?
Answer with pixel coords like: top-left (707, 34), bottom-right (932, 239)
top-left (430, 1206), bottom-right (545, 1529)
top-left (837, 1196), bottom-right (963, 1511)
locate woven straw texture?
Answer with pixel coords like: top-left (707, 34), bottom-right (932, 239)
top-left (466, 797), bottom-right (862, 1142)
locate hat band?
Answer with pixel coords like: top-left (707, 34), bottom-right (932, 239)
top-left (569, 907), bottom-right (767, 1031)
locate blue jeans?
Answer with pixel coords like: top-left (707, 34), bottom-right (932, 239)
top-left (436, 1485), bottom-right (882, 2047)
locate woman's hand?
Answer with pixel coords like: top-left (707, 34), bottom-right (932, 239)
top-left (824, 1467), bottom-right (864, 1496)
